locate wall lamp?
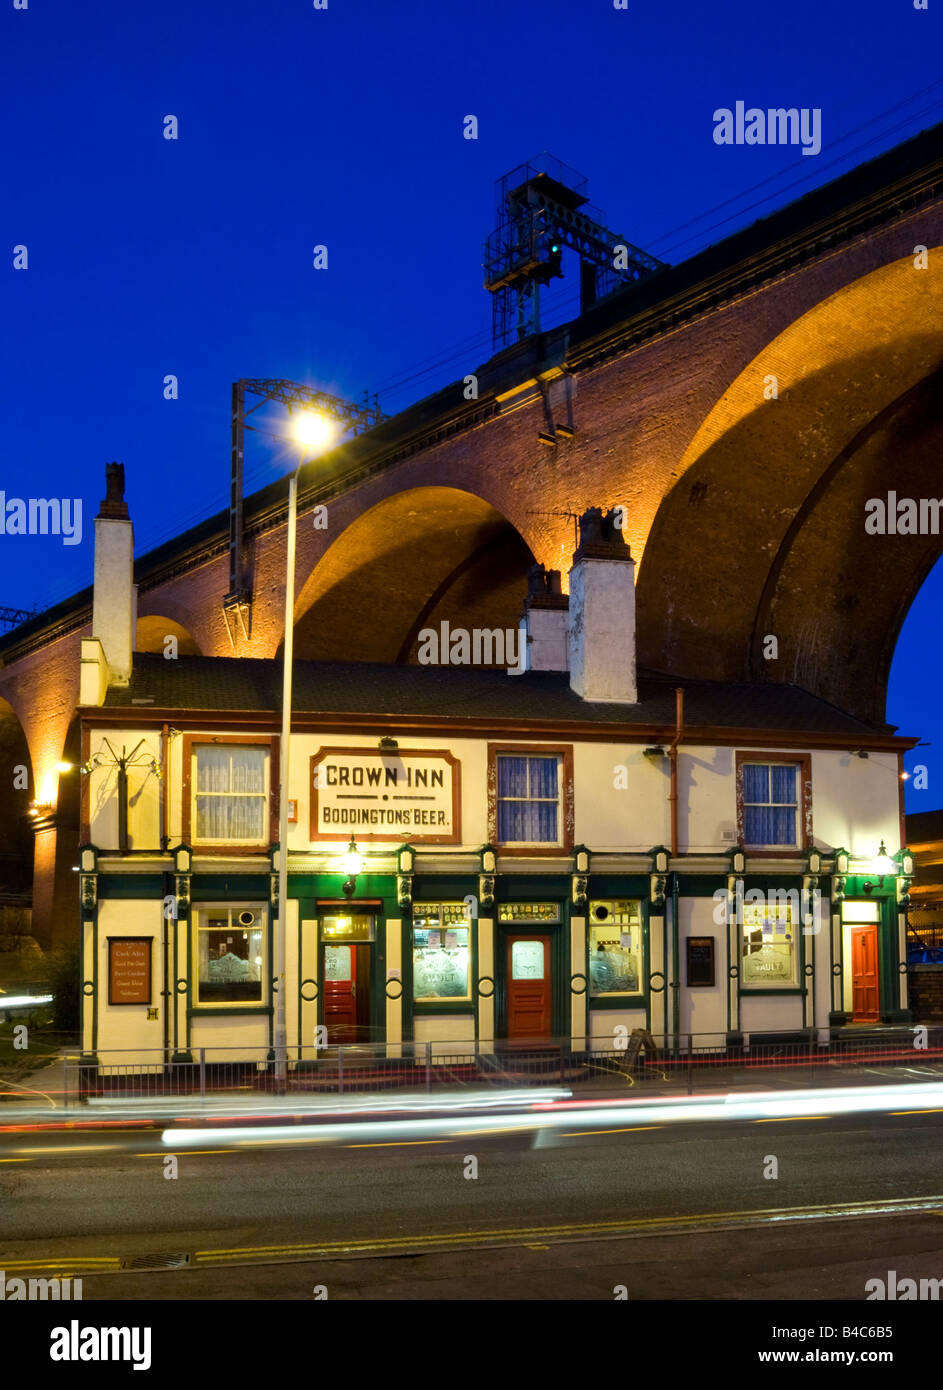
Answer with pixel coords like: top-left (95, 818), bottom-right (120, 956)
top-left (340, 836), bottom-right (364, 899)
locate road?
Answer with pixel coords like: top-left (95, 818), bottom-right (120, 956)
top-left (4, 1098), bottom-right (943, 1298)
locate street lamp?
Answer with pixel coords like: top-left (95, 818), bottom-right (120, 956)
top-left (274, 410), bottom-right (338, 1085)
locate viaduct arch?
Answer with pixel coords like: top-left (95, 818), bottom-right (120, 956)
top-left (1, 123), bottom-right (941, 945)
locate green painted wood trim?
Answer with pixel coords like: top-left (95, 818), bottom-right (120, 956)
top-left (187, 1006), bottom-right (274, 1018)
top-left (98, 875), bottom-right (165, 898)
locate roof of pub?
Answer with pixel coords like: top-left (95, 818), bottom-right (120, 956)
top-left (98, 653), bottom-right (902, 737)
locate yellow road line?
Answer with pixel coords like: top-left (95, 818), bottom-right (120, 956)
top-left (12, 1144), bottom-right (118, 1154)
top-left (347, 1139), bottom-right (453, 1149)
top-left (2, 1257), bottom-right (121, 1273)
top-left (560, 1126), bottom-right (662, 1137)
top-left (194, 1193), bottom-right (943, 1264)
top-left (13, 1192), bottom-right (943, 1279)
top-left (889, 1108), bottom-right (943, 1115)
top-left (752, 1116), bottom-right (830, 1123)
top-left (134, 1148), bottom-right (234, 1157)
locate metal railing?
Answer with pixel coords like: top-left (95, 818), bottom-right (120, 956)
top-left (61, 1026), bottom-right (943, 1105)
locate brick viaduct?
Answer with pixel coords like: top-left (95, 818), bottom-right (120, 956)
top-left (3, 124), bottom-right (943, 947)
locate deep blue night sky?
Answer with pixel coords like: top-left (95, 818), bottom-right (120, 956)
top-left (2, 0), bottom-right (941, 809)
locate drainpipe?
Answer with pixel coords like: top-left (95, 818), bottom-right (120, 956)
top-left (160, 723), bottom-right (169, 851)
top-left (897, 750), bottom-right (907, 853)
top-left (668, 688), bottom-right (684, 857)
top-left (161, 873), bottom-right (171, 1055)
top-left (672, 870), bottom-right (681, 1048)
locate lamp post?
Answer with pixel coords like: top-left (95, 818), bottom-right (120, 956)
top-left (274, 411), bottom-right (337, 1085)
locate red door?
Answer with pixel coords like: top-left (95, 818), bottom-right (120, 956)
top-left (506, 935), bottom-right (552, 1040)
top-left (323, 944), bottom-right (358, 1041)
top-left (851, 925), bottom-right (879, 1021)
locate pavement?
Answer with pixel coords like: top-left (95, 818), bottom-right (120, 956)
top-left (3, 1046), bottom-right (943, 1126)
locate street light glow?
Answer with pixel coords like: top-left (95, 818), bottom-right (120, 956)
top-left (292, 411), bottom-right (336, 453)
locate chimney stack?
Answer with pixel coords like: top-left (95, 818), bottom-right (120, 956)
top-left (516, 564), bottom-right (569, 673)
top-left (568, 507), bottom-right (637, 703)
top-left (92, 463), bottom-right (135, 686)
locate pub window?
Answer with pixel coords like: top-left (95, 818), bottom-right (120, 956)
top-left (195, 907), bottom-right (265, 1004)
top-left (589, 900), bottom-right (642, 997)
top-left (193, 744), bottom-right (268, 844)
top-left (412, 902), bottom-right (472, 1001)
top-left (496, 754), bottom-right (561, 845)
top-left (742, 762), bottom-right (799, 848)
top-left (741, 896), bottom-right (797, 987)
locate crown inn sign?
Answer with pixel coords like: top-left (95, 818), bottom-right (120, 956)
top-left (311, 748), bottom-right (460, 843)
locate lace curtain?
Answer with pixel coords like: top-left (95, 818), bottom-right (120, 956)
top-left (743, 763), bottom-right (797, 845)
top-left (497, 755), bottom-right (559, 842)
top-left (195, 745), bottom-right (266, 840)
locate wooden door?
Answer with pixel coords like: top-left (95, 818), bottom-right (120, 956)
top-left (323, 943), bottom-right (358, 1040)
top-left (851, 925), bottom-right (879, 1021)
top-left (506, 935), bottom-right (551, 1040)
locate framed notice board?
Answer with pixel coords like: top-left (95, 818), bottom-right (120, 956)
top-left (108, 937), bottom-right (152, 1005)
top-left (686, 936), bottom-right (715, 987)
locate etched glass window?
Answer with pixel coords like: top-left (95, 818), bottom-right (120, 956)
top-left (412, 903), bottom-right (472, 1001)
top-left (741, 897), bottom-right (797, 986)
top-left (589, 900), bottom-right (642, 996)
top-left (196, 907), bottom-right (265, 1004)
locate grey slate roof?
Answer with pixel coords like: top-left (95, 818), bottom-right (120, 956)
top-left (101, 653), bottom-right (892, 736)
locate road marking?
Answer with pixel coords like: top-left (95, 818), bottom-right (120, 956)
top-left (347, 1139), bottom-right (453, 1148)
top-left (21, 1194), bottom-right (943, 1279)
top-left (560, 1126), bottom-right (663, 1137)
top-left (889, 1108), bottom-right (943, 1116)
top-left (752, 1116), bottom-right (830, 1123)
top-left (11, 1144), bottom-right (119, 1154)
top-left (133, 1148), bottom-right (234, 1157)
top-left (0, 1157), bottom-right (32, 1163)
top-left (184, 1193), bottom-right (943, 1267)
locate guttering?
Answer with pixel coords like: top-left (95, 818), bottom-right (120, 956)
top-left (79, 705), bottom-right (919, 754)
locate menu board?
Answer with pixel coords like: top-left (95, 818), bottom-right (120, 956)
top-left (108, 938), bottom-right (152, 1006)
top-left (686, 937), bottom-right (715, 988)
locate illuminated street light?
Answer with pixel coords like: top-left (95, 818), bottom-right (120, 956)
top-left (291, 410), bottom-right (336, 453)
top-left (274, 411), bottom-right (340, 1086)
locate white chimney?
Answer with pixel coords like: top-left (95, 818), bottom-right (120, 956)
top-left (92, 462), bottom-right (135, 687)
top-left (516, 564), bottom-right (569, 673)
top-left (568, 507), bottom-right (637, 703)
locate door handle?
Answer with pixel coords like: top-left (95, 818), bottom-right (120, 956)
top-left (351, 983), bottom-right (356, 997)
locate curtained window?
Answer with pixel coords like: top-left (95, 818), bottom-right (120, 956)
top-left (742, 762), bottom-right (798, 847)
top-left (496, 754), bottom-right (560, 844)
top-left (194, 744), bottom-right (268, 843)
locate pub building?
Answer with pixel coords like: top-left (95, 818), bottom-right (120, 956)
top-left (78, 505), bottom-right (917, 1064)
